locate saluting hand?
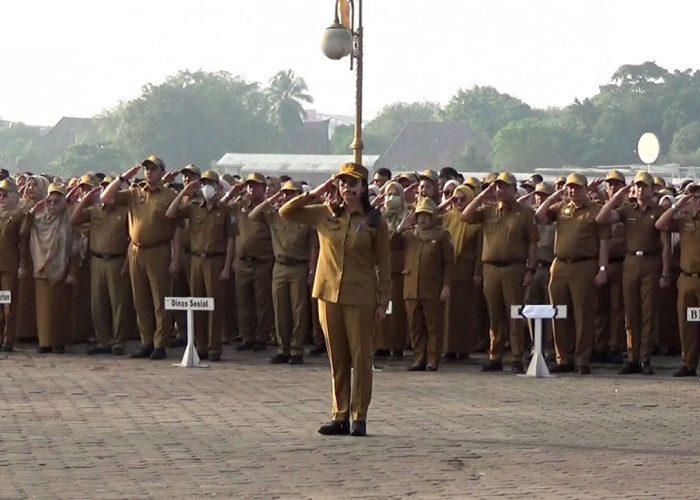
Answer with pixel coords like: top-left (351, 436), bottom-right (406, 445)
top-left (183, 180), bottom-right (201, 195)
top-left (162, 169), bottom-right (179, 183)
top-left (123, 165), bottom-right (142, 181)
top-left (309, 176), bottom-right (335, 198)
top-left (612, 183), bottom-right (632, 202)
top-left (588, 177), bottom-right (604, 192)
top-left (87, 186), bottom-right (102, 203)
top-left (30, 198), bottom-right (46, 215)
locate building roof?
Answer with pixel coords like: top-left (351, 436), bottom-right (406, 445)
top-left (40, 117), bottom-right (97, 165)
top-left (375, 121), bottom-right (490, 171)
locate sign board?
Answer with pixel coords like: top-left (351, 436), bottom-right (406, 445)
top-left (0, 291), bottom-right (11, 304)
top-left (165, 297), bottom-right (214, 311)
top-left (638, 132), bottom-right (660, 165)
top-left (510, 305), bottom-right (567, 320)
top-left (687, 307), bottom-right (700, 322)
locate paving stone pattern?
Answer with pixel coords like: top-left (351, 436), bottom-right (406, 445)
top-left (1, 346), bottom-right (699, 499)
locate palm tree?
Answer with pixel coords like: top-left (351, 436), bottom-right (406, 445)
top-left (266, 70), bottom-right (314, 141)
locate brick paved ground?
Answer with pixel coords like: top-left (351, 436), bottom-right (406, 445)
top-left (1, 343), bottom-right (699, 499)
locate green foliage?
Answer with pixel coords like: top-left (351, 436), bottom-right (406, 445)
top-left (491, 118), bottom-right (564, 173)
top-left (330, 124), bottom-right (354, 154)
top-left (266, 69), bottom-right (314, 147)
top-left (0, 124), bottom-right (43, 171)
top-left (48, 142), bottom-right (128, 178)
top-left (454, 143), bottom-right (490, 172)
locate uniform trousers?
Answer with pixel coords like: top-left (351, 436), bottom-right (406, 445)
top-left (549, 259), bottom-right (598, 366)
top-left (483, 263), bottom-right (526, 361)
top-left (15, 262), bottom-right (37, 340)
top-left (375, 272), bottom-right (408, 352)
top-left (677, 273), bottom-right (700, 368)
top-left (35, 278), bottom-right (70, 348)
top-left (128, 243), bottom-right (172, 349)
top-left (594, 261), bottom-right (625, 354)
top-left (0, 271), bottom-right (18, 343)
top-left (622, 255), bottom-right (661, 362)
top-left (444, 259), bottom-right (477, 355)
top-left (190, 254), bottom-right (227, 356)
top-left (318, 300), bottom-right (374, 422)
top-left (524, 265), bottom-right (553, 354)
top-left (71, 258), bottom-right (93, 342)
top-left (405, 299), bottom-right (445, 367)
top-left (310, 297), bottom-right (324, 347)
top-left (272, 262), bottom-right (310, 356)
top-left (91, 256), bottom-right (130, 349)
top-left (235, 258), bottom-right (273, 344)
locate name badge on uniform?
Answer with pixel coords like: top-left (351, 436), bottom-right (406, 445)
top-left (563, 208), bottom-right (571, 216)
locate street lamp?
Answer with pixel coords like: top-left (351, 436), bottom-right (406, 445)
top-left (321, 0), bottom-right (363, 165)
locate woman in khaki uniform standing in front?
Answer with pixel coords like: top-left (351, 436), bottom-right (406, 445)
top-left (21, 183), bottom-right (77, 353)
top-left (279, 163), bottom-right (391, 437)
top-left (0, 179), bottom-right (25, 351)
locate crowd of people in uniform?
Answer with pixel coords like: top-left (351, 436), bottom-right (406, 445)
top-left (2, 158), bottom-right (700, 433)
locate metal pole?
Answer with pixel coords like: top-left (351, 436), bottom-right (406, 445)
top-left (186, 308), bottom-right (195, 365)
top-left (351, 0), bottom-right (363, 165)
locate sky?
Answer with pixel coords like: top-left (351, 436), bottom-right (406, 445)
top-left (2, 0), bottom-right (700, 126)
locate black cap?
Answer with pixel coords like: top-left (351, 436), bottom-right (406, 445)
top-left (0, 168), bottom-right (9, 180)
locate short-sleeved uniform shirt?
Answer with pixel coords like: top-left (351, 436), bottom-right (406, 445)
top-left (174, 201), bottom-right (237, 255)
top-left (546, 200), bottom-right (611, 259)
top-left (471, 201), bottom-right (538, 263)
top-left (113, 182), bottom-right (177, 246)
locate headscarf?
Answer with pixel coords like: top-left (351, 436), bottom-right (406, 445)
top-left (443, 185), bottom-right (479, 259)
top-left (25, 175), bottom-right (50, 205)
top-left (29, 196), bottom-right (73, 285)
top-left (381, 181), bottom-right (407, 233)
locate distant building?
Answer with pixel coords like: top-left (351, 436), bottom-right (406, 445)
top-left (39, 117), bottom-right (97, 165)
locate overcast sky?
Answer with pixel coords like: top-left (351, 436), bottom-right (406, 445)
top-left (2, 0), bottom-right (700, 126)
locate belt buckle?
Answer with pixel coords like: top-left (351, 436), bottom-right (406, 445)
top-left (635, 251), bottom-right (643, 256)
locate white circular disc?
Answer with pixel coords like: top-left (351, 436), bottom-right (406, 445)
top-left (637, 133), bottom-right (660, 165)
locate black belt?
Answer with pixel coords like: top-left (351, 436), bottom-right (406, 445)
top-left (275, 256), bottom-right (308, 266)
top-left (92, 252), bottom-right (125, 260)
top-left (239, 256), bottom-right (271, 262)
top-left (192, 252), bottom-right (226, 259)
top-left (626, 251), bottom-right (659, 257)
top-left (537, 260), bottom-right (552, 268)
top-left (131, 240), bottom-right (170, 250)
top-left (556, 256), bottom-right (595, 264)
top-left (484, 261), bottom-right (526, 268)
top-left (681, 269), bottom-right (700, 278)
top-left (609, 256), bottom-right (625, 264)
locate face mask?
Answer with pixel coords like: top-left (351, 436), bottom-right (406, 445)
top-left (201, 185), bottom-right (216, 200)
top-left (385, 194), bottom-right (403, 210)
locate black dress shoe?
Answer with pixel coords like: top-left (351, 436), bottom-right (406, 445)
top-left (407, 364), bottom-right (426, 371)
top-left (444, 352), bottom-right (458, 362)
top-left (390, 350), bottom-right (403, 360)
top-left (374, 349), bottom-right (390, 357)
top-left (309, 344), bottom-right (326, 355)
top-left (576, 365), bottom-right (591, 375)
top-left (618, 361), bottom-right (641, 375)
top-left (1, 341), bottom-right (13, 352)
top-left (549, 363), bottom-right (575, 373)
top-left (37, 346), bottom-right (52, 354)
top-left (270, 353), bottom-right (290, 364)
top-left (608, 350), bottom-right (624, 365)
top-left (288, 355), bottom-right (304, 365)
top-left (511, 360), bottom-right (525, 374)
top-left (149, 347), bottom-right (166, 360)
top-left (640, 361), bottom-right (654, 375)
top-left (350, 421), bottom-right (367, 437)
top-left (318, 420), bottom-right (350, 435)
top-left (481, 360), bottom-right (503, 372)
top-left (426, 364), bottom-right (438, 371)
top-left (672, 366), bottom-right (697, 377)
top-left (236, 340), bottom-right (254, 351)
top-left (53, 346), bottom-right (65, 354)
top-left (129, 345), bottom-right (154, 358)
top-left (87, 345), bottom-right (111, 355)
top-left (111, 345), bottom-right (124, 356)
top-left (252, 341), bottom-right (267, 352)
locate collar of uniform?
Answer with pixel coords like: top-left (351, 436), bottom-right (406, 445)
top-left (632, 200), bottom-right (653, 212)
top-left (567, 199), bottom-right (590, 211)
top-left (144, 181), bottom-right (164, 193)
top-left (497, 200), bottom-right (517, 212)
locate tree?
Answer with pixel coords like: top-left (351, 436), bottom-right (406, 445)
top-left (266, 69), bottom-right (314, 143)
top-left (330, 124), bottom-right (354, 155)
top-left (669, 121), bottom-right (700, 164)
top-left (48, 142), bottom-right (128, 178)
top-left (491, 118), bottom-right (564, 173)
top-left (0, 123), bottom-right (43, 172)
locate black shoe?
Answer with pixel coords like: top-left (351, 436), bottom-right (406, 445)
top-left (289, 355), bottom-right (304, 365)
top-left (511, 360), bottom-right (525, 374)
top-left (407, 364), bottom-right (426, 371)
top-left (641, 361), bottom-right (654, 375)
top-left (350, 421), bottom-right (367, 437)
top-left (270, 353), bottom-right (290, 364)
top-left (1, 341), bottom-right (13, 352)
top-left (576, 364), bottom-right (591, 375)
top-left (37, 346), bottom-right (52, 354)
top-left (318, 420), bottom-right (350, 436)
top-left (111, 345), bottom-right (124, 356)
top-left (608, 350), bottom-right (624, 365)
top-left (426, 364), bottom-right (438, 372)
top-left (549, 363), bottom-right (575, 373)
top-left (252, 341), bottom-right (267, 352)
top-left (309, 344), bottom-right (326, 356)
top-left (236, 340), bottom-right (254, 351)
top-left (444, 352), bottom-right (458, 362)
top-left (53, 346), bottom-right (65, 354)
top-left (149, 347), bottom-right (166, 360)
top-left (374, 349), bottom-right (390, 357)
top-left (481, 360), bottom-right (503, 372)
top-left (87, 345), bottom-right (111, 355)
top-left (390, 350), bottom-right (403, 360)
top-left (618, 361), bottom-right (641, 375)
top-left (129, 345), bottom-right (154, 358)
top-left (672, 366), bottom-right (697, 377)
top-left (209, 352), bottom-right (221, 362)
top-left (169, 337), bottom-right (187, 348)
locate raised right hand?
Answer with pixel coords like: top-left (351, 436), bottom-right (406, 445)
top-left (123, 165), bottom-right (142, 181)
top-left (309, 176), bottom-right (335, 198)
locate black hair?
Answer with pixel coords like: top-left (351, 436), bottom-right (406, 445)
top-left (279, 175), bottom-right (292, 183)
top-left (331, 178), bottom-right (381, 227)
top-left (95, 172), bottom-right (106, 180)
top-left (439, 166), bottom-right (459, 180)
top-left (375, 167), bottom-right (392, 179)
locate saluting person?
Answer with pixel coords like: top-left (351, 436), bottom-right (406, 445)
top-left (0, 179), bottom-right (25, 351)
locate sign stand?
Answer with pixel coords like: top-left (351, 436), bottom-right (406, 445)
top-left (510, 305), bottom-right (567, 378)
top-left (0, 291), bottom-right (10, 305)
top-left (165, 297), bottom-right (214, 368)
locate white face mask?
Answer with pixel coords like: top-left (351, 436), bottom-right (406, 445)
top-left (201, 184), bottom-right (216, 200)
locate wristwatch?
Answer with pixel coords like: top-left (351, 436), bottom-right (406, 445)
top-left (599, 265), bottom-right (607, 271)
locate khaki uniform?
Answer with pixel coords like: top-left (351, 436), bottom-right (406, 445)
top-left (614, 202), bottom-right (665, 362)
top-left (594, 220), bottom-right (626, 356)
top-left (545, 201), bottom-right (611, 366)
top-left (15, 205), bottom-right (37, 340)
top-left (280, 194), bottom-right (391, 422)
top-left (0, 208), bottom-right (25, 345)
top-left (174, 200), bottom-right (236, 356)
top-left (231, 200), bottom-right (274, 345)
top-left (668, 212), bottom-right (700, 369)
top-left (70, 222), bottom-right (93, 342)
top-left (114, 182), bottom-right (177, 349)
top-left (374, 241), bottom-right (408, 352)
top-left (525, 222), bottom-right (555, 354)
top-left (85, 204), bottom-right (131, 350)
top-left (264, 210), bottom-right (314, 356)
top-left (397, 227), bottom-right (454, 367)
top-left (472, 201), bottom-right (539, 362)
